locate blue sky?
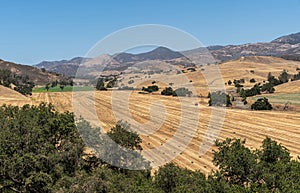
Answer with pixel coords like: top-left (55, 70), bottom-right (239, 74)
top-left (0, 0), bottom-right (300, 65)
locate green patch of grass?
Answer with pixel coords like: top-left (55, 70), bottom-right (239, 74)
top-left (252, 93), bottom-right (300, 106)
top-left (33, 86), bottom-right (95, 93)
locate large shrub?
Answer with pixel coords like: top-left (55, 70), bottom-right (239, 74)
top-left (251, 97), bottom-right (273, 110)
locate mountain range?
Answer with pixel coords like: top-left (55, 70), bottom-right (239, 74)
top-left (32, 32), bottom-right (300, 77)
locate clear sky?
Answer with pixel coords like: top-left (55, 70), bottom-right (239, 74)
top-left (0, 0), bottom-right (300, 65)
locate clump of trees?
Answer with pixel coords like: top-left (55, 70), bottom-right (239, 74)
top-left (96, 78), bottom-right (107, 91)
top-left (239, 83), bottom-right (261, 97)
top-left (0, 69), bottom-right (34, 95)
top-left (251, 97), bottom-right (273, 110)
top-left (161, 87), bottom-right (192, 97)
top-left (161, 87), bottom-right (174, 96)
top-left (173, 87), bottom-right (192, 97)
top-left (142, 85), bottom-right (159, 93)
top-left (44, 79), bottom-right (74, 91)
top-left (291, 71), bottom-right (300, 81)
top-left (106, 78), bottom-right (117, 88)
top-left (208, 91), bottom-right (232, 107)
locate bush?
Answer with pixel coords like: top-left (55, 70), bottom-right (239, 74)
top-left (173, 88), bottom-right (192, 97)
top-left (187, 67), bottom-right (196, 72)
top-left (208, 91), bottom-right (232, 107)
top-left (249, 78), bottom-right (256, 83)
top-left (96, 78), bottom-right (107, 90)
top-left (142, 85), bottom-right (159, 93)
top-left (251, 97), bottom-right (272, 110)
top-left (242, 84), bottom-right (261, 97)
top-left (161, 87), bottom-right (174, 96)
top-left (128, 80), bottom-right (134, 84)
top-left (261, 83), bottom-right (275, 93)
top-left (106, 78), bottom-right (117, 88)
top-left (278, 69), bottom-right (289, 84)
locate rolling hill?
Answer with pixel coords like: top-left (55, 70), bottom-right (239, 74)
top-left (0, 59), bottom-right (63, 85)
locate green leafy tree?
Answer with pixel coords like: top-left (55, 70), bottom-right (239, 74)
top-left (0, 103), bottom-right (84, 192)
top-left (59, 84), bottom-right (65, 91)
top-left (142, 85), bottom-right (159, 93)
top-left (251, 97), bottom-right (273, 110)
top-left (96, 78), bottom-right (107, 90)
top-left (213, 138), bottom-right (257, 185)
top-left (278, 69), bottom-right (289, 84)
top-left (173, 87), bottom-right (192, 97)
top-left (107, 121), bottom-right (142, 151)
top-left (249, 78), bottom-right (256, 83)
top-left (208, 91), bottom-right (231, 107)
top-left (106, 78), bottom-right (117, 88)
top-left (45, 83), bottom-right (50, 91)
top-left (261, 83), bottom-right (275, 93)
top-left (161, 87), bottom-right (174, 96)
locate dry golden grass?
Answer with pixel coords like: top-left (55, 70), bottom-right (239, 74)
top-left (0, 85), bottom-right (31, 106)
top-left (0, 56), bottom-right (299, 174)
top-left (275, 80), bottom-right (300, 93)
top-left (26, 91), bottom-right (299, 174)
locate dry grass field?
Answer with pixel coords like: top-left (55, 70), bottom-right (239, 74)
top-left (28, 91), bottom-right (300, 174)
top-left (0, 56), bottom-right (299, 174)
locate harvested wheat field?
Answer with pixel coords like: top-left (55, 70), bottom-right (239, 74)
top-left (30, 90), bottom-right (300, 174)
top-left (2, 56), bottom-right (300, 174)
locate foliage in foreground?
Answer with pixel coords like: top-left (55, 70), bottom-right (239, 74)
top-left (0, 104), bottom-right (299, 192)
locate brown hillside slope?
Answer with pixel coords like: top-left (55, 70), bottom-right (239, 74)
top-left (275, 80), bottom-right (300, 93)
top-left (0, 85), bottom-right (31, 106)
top-left (0, 59), bottom-right (63, 85)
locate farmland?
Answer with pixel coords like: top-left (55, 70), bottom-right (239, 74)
top-left (1, 56), bottom-right (300, 174)
top-left (1, 90), bottom-right (298, 174)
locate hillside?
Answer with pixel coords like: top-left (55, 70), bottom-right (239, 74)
top-left (0, 59), bottom-right (63, 85)
top-left (0, 85), bottom-right (31, 106)
top-left (275, 79), bottom-right (300, 93)
top-left (185, 32), bottom-right (300, 62)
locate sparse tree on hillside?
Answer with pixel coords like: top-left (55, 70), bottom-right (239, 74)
top-left (45, 83), bottom-right (50, 91)
top-left (161, 87), bottom-right (174, 96)
top-left (96, 78), bottom-right (107, 91)
top-left (251, 97), bottom-right (272, 110)
top-left (208, 91), bottom-right (231, 107)
top-left (278, 69), bottom-right (289, 84)
top-left (250, 78), bottom-right (256, 83)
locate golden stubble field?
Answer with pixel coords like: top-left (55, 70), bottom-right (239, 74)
top-left (1, 56), bottom-right (300, 174)
top-left (1, 89), bottom-right (299, 174)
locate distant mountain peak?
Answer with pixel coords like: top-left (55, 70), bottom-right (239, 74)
top-left (271, 32), bottom-right (300, 45)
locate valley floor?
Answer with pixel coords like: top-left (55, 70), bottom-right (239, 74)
top-left (1, 90), bottom-right (299, 174)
